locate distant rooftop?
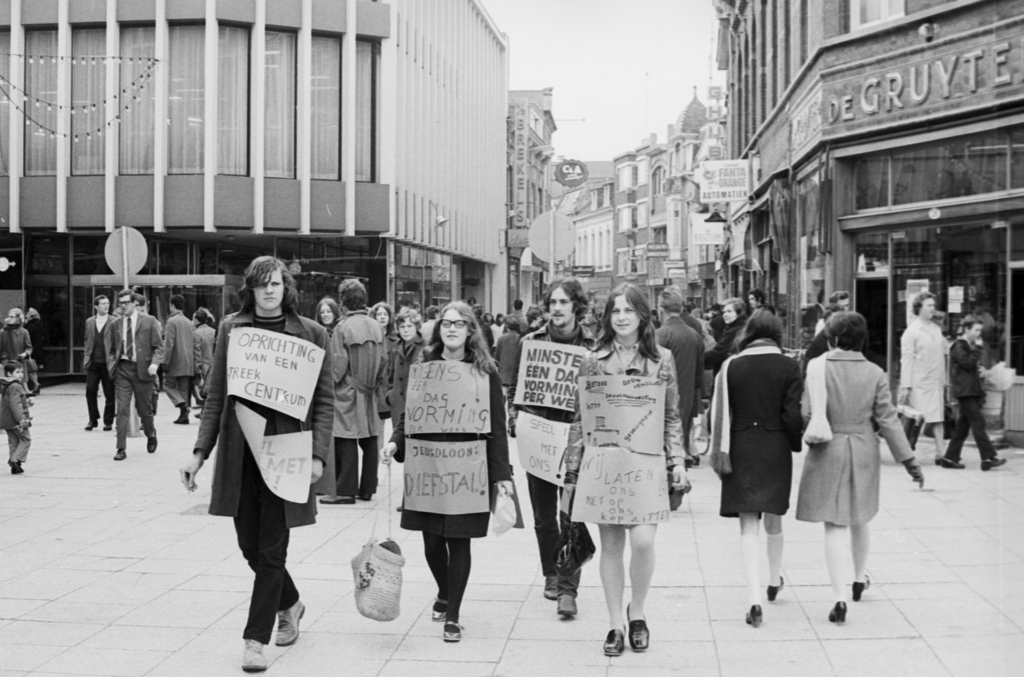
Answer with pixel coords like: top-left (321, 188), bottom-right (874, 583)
top-left (677, 92), bottom-right (708, 135)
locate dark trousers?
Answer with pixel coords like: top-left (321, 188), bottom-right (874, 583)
top-left (7, 427), bottom-right (31, 463)
top-left (114, 361), bottom-right (156, 449)
top-left (945, 396), bottom-right (997, 462)
top-left (164, 375), bottom-right (192, 409)
top-left (334, 436), bottom-right (378, 497)
top-left (86, 362), bottom-right (115, 426)
top-left (235, 450), bottom-right (299, 644)
top-left (526, 473), bottom-right (581, 598)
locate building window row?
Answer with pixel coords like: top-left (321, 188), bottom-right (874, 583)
top-left (4, 27), bottom-right (376, 181)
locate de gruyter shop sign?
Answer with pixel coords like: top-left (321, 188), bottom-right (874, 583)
top-left (822, 24), bottom-right (1024, 136)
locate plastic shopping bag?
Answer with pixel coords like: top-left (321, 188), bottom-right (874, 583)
top-left (489, 492), bottom-right (517, 537)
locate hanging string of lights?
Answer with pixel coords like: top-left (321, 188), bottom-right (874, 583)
top-left (0, 55), bottom-right (160, 141)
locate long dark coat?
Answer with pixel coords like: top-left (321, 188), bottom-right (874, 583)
top-left (704, 317), bottom-right (746, 375)
top-left (718, 351), bottom-right (803, 517)
top-left (391, 352), bottom-right (511, 538)
top-left (193, 309), bottom-right (334, 529)
top-left (657, 315), bottom-right (705, 424)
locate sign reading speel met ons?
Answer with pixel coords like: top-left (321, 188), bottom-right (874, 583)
top-left (227, 327), bottom-right (325, 420)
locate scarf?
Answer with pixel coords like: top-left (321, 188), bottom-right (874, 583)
top-left (803, 350), bottom-right (836, 445)
top-left (710, 340), bottom-right (781, 475)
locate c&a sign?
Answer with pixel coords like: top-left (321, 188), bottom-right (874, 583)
top-left (823, 25), bottom-right (1024, 137)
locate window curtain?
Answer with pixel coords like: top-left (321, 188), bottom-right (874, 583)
top-left (72, 28), bottom-right (106, 175)
top-left (25, 30), bottom-right (58, 177)
top-left (120, 27), bottom-right (156, 174)
top-left (355, 41), bottom-right (375, 181)
top-left (265, 31), bottom-right (296, 179)
top-left (0, 33), bottom-right (10, 176)
top-left (218, 26), bottom-right (248, 176)
top-left (168, 26), bottom-right (205, 174)
top-left (311, 36), bottom-right (340, 180)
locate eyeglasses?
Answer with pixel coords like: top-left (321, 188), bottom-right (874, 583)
top-left (118, 300), bottom-right (133, 306)
top-left (440, 320), bottom-right (468, 329)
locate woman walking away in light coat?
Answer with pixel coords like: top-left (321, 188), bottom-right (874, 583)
top-left (710, 309), bottom-right (803, 628)
top-left (797, 312), bottom-right (923, 626)
top-left (899, 291), bottom-right (947, 463)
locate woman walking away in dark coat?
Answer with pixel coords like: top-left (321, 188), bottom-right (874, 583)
top-left (380, 301), bottom-right (512, 643)
top-left (796, 312), bottom-right (922, 626)
top-left (179, 256), bottom-right (334, 672)
top-left (704, 298), bottom-right (748, 376)
top-left (938, 315), bottom-right (1007, 471)
top-left (494, 316), bottom-right (522, 397)
top-left (709, 309), bottom-right (803, 628)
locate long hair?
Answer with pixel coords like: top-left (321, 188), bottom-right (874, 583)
top-left (316, 297), bottom-right (342, 328)
top-left (543, 277), bottom-right (589, 324)
top-left (736, 309), bottom-right (783, 351)
top-left (424, 301), bottom-right (496, 375)
top-left (238, 256), bottom-right (298, 313)
top-left (371, 301), bottom-right (396, 337)
top-left (597, 284), bottom-right (660, 362)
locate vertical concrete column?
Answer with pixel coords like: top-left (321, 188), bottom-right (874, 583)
top-left (8, 0), bottom-right (24, 233)
top-left (56, 0), bottom-right (69, 233)
top-left (153, 0), bottom-right (167, 232)
top-left (298, 0), bottom-right (312, 234)
top-left (379, 0), bottom-right (397, 237)
top-left (252, 0), bottom-right (265, 233)
top-left (343, 0), bottom-right (356, 237)
top-left (104, 0), bottom-right (118, 232)
top-left (203, 0), bottom-right (218, 232)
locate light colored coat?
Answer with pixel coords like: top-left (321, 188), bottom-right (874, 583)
top-left (900, 318), bottom-right (947, 422)
top-left (162, 310), bottom-right (196, 377)
top-left (796, 351), bottom-right (914, 526)
top-left (332, 309), bottom-right (387, 439)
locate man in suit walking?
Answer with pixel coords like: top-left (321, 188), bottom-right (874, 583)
top-left (162, 294), bottom-right (195, 425)
top-left (107, 290), bottom-right (163, 461)
top-left (656, 286), bottom-right (705, 465)
top-left (84, 295), bottom-right (115, 431)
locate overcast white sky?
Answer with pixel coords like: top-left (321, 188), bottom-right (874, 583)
top-left (482, 0), bottom-right (726, 163)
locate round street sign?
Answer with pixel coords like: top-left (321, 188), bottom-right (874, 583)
top-left (105, 226), bottom-right (148, 277)
top-left (554, 160), bottom-right (589, 188)
top-left (527, 211), bottom-right (575, 263)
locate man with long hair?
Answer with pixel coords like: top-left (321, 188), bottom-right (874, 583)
top-left (507, 277), bottom-right (596, 618)
top-left (180, 256), bottom-right (333, 671)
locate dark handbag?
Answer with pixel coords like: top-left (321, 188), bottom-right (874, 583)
top-left (555, 513), bottom-right (595, 578)
top-left (942, 403), bottom-right (956, 440)
top-left (897, 405), bottom-right (924, 450)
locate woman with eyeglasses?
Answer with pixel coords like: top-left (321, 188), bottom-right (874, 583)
top-left (564, 284), bottom-right (688, 656)
top-left (380, 301), bottom-right (512, 643)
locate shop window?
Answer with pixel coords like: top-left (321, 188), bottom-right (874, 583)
top-left (854, 156), bottom-right (888, 210)
top-left (120, 27), bottom-right (156, 174)
top-left (73, 235), bottom-right (115, 275)
top-left (1012, 224), bottom-right (1024, 260)
top-left (25, 30), bottom-right (58, 177)
top-left (855, 231), bottom-right (889, 274)
top-left (0, 33), bottom-right (8, 176)
top-left (28, 235), bottom-right (68, 275)
top-left (219, 27), bottom-right (249, 176)
top-left (266, 31), bottom-right (296, 179)
top-left (168, 26), bottom-right (205, 174)
top-left (311, 36), bottom-right (341, 180)
top-left (355, 40), bottom-right (377, 182)
top-left (71, 28), bottom-right (106, 175)
top-left (156, 240), bottom-right (189, 275)
top-left (850, 0), bottom-right (904, 30)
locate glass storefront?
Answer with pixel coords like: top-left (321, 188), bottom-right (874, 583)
top-left (394, 243), bottom-right (451, 310)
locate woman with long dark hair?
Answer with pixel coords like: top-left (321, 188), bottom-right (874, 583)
top-left (704, 297), bottom-right (748, 376)
top-left (316, 297), bottom-right (342, 338)
top-left (371, 301), bottom-right (398, 423)
top-left (709, 309), bottom-right (803, 628)
top-left (564, 284), bottom-right (688, 656)
top-left (380, 301), bottom-right (512, 643)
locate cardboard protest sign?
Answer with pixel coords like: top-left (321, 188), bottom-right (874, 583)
top-left (237, 401), bottom-right (312, 503)
top-left (513, 343), bottom-right (589, 411)
top-left (571, 447), bottom-right (670, 525)
top-left (403, 440), bottom-right (490, 515)
top-left (227, 327), bottom-right (325, 420)
top-left (515, 412), bottom-right (569, 485)
top-left (404, 361), bottom-right (491, 435)
top-left (579, 374), bottom-right (665, 455)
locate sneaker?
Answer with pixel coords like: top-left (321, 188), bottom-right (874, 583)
top-left (982, 458), bottom-right (1007, 471)
top-left (241, 639), bottom-right (267, 672)
top-left (275, 600), bottom-right (305, 646)
top-left (543, 575), bottom-right (558, 601)
top-left (557, 595), bottom-right (578, 618)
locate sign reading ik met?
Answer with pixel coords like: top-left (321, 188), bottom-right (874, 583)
top-left (227, 327), bottom-right (325, 420)
top-left (405, 361), bottom-right (491, 435)
top-left (513, 343), bottom-right (589, 412)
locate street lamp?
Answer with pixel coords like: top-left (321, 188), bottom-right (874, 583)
top-left (428, 200), bottom-right (448, 227)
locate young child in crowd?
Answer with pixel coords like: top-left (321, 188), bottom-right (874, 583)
top-left (1, 360), bottom-right (32, 474)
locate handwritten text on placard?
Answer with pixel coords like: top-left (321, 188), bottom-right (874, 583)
top-left (571, 447), bottom-right (669, 525)
top-left (403, 440), bottom-right (490, 515)
top-left (515, 412), bottom-right (569, 485)
top-left (579, 374), bottom-right (666, 454)
top-left (513, 343), bottom-right (589, 412)
top-left (236, 401), bottom-right (312, 503)
top-left (405, 362), bottom-right (491, 435)
top-left (227, 327), bottom-right (324, 420)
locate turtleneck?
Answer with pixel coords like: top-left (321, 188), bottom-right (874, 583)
top-left (253, 312), bottom-right (286, 334)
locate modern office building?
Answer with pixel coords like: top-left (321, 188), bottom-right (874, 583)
top-left (0, 0), bottom-right (507, 375)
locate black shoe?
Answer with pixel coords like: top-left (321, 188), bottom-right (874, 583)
top-left (937, 457), bottom-right (965, 469)
top-left (10, 461), bottom-right (24, 475)
top-left (319, 495), bottom-right (355, 505)
top-left (626, 605), bottom-right (649, 651)
top-left (85, 422), bottom-right (97, 431)
top-left (356, 493), bottom-right (372, 502)
top-left (147, 436), bottom-right (158, 453)
top-left (543, 575), bottom-right (558, 601)
top-left (982, 458), bottom-right (1007, 471)
top-left (767, 576), bottom-right (784, 602)
top-left (829, 601), bottom-right (847, 625)
top-left (113, 449), bottom-right (126, 461)
top-left (603, 627), bottom-right (625, 656)
top-left (103, 424), bottom-right (113, 431)
top-left (745, 604), bottom-right (763, 628)
top-left (174, 405), bottom-right (190, 425)
top-left (442, 622), bottom-right (463, 642)
top-left (852, 575), bottom-right (870, 602)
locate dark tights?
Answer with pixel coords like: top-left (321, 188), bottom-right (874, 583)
top-left (422, 533), bottom-right (472, 624)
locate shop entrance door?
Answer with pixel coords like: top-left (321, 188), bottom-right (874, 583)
top-left (855, 278), bottom-right (888, 371)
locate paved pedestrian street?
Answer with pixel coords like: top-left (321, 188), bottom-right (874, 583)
top-left (1, 385), bottom-right (1022, 677)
